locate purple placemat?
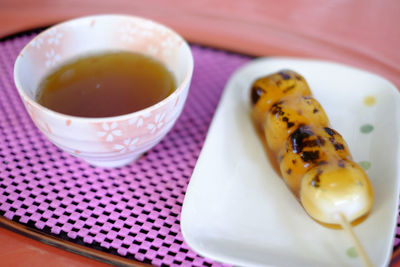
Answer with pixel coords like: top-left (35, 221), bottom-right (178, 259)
top-left (0, 31), bottom-right (399, 267)
top-left (0, 31), bottom-right (249, 266)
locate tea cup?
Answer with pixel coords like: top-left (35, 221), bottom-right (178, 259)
top-left (14, 14), bottom-right (194, 167)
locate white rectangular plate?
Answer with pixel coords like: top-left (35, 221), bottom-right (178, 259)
top-left (181, 58), bottom-right (400, 267)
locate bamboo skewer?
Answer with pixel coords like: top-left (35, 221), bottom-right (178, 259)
top-left (338, 213), bottom-right (373, 267)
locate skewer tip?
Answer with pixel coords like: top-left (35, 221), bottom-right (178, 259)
top-left (338, 213), bottom-right (373, 267)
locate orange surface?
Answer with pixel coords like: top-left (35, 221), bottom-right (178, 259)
top-left (0, 227), bottom-right (111, 267)
top-left (1, 0), bottom-right (399, 88)
top-left (0, 0), bottom-right (399, 265)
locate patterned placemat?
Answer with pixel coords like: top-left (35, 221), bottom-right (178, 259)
top-left (0, 31), bottom-right (398, 266)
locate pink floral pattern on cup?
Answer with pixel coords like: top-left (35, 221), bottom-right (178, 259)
top-left (14, 14), bottom-right (193, 167)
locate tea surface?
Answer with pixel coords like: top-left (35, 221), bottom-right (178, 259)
top-left (37, 52), bottom-right (176, 117)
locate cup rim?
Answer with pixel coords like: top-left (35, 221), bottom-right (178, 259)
top-left (13, 14), bottom-right (194, 123)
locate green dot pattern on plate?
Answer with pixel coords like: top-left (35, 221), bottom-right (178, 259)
top-left (360, 124), bottom-right (374, 134)
top-left (359, 161), bottom-right (371, 171)
top-left (346, 246), bottom-right (358, 258)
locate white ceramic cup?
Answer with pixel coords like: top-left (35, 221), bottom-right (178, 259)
top-left (14, 14), bottom-right (194, 167)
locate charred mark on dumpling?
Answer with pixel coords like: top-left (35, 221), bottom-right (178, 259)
top-left (251, 85), bottom-right (265, 105)
top-left (334, 143), bottom-right (345, 151)
top-left (316, 136), bottom-right (325, 146)
top-left (338, 159), bottom-right (346, 168)
top-left (290, 126), bottom-right (325, 163)
top-left (302, 139), bottom-right (318, 148)
top-left (318, 160), bottom-right (328, 166)
top-left (313, 108), bottom-right (319, 113)
top-left (278, 70), bottom-right (291, 80)
top-left (311, 171), bottom-right (321, 188)
top-left (270, 102), bottom-right (284, 116)
top-left (283, 84), bottom-right (295, 93)
top-left (323, 127), bottom-right (336, 136)
top-left (328, 135), bottom-right (345, 151)
top-left (290, 125), bottom-right (314, 153)
top-left (292, 159), bottom-right (297, 164)
top-left (301, 151), bottom-right (320, 162)
top-left (286, 168), bottom-right (292, 175)
top-left (282, 117), bottom-right (295, 128)
top-left (302, 96), bottom-right (312, 105)
top-left (302, 136), bottom-right (325, 148)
